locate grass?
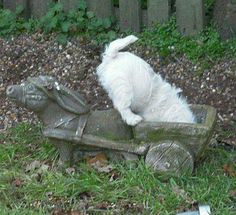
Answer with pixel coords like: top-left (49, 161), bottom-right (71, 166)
top-left (0, 123), bottom-right (235, 214)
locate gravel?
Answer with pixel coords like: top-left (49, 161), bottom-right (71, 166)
top-left (0, 33), bottom-right (235, 146)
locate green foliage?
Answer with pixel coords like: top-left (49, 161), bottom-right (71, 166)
top-left (0, 6), bottom-right (25, 37)
top-left (204, 0), bottom-right (216, 9)
top-left (0, 1), bottom-right (117, 44)
top-left (140, 17), bottom-right (236, 64)
top-left (36, 1), bottom-right (117, 44)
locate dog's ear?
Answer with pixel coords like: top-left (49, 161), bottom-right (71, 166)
top-left (53, 84), bottom-right (90, 115)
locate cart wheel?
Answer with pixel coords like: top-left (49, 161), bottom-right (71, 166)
top-left (145, 141), bottom-right (194, 176)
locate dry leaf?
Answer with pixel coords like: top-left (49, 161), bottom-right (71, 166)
top-left (12, 178), bottom-right (23, 187)
top-left (65, 167), bottom-right (76, 175)
top-left (86, 153), bottom-right (108, 166)
top-left (95, 164), bottom-right (113, 173)
top-left (25, 160), bottom-right (41, 172)
top-left (86, 153), bottom-right (113, 173)
top-left (223, 164), bottom-right (236, 177)
top-left (37, 164), bottom-right (50, 174)
top-left (109, 172), bottom-right (117, 182)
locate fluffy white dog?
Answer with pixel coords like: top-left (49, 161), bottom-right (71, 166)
top-left (96, 35), bottom-right (195, 126)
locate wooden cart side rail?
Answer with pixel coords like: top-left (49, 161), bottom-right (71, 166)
top-left (43, 128), bottom-right (149, 155)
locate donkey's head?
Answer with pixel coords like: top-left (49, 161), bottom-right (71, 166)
top-left (6, 76), bottom-right (90, 114)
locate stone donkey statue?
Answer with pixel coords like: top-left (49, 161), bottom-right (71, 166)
top-left (6, 76), bottom-right (216, 176)
top-left (6, 76), bottom-right (139, 162)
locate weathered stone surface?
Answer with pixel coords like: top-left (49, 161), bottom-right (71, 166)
top-left (176, 0), bottom-right (205, 36)
top-left (134, 105), bottom-right (216, 159)
top-left (84, 109), bottom-right (133, 141)
top-left (213, 0), bottom-right (236, 40)
top-left (3, 0), bottom-right (29, 18)
top-left (147, 0), bottom-right (170, 26)
top-left (119, 0), bottom-right (141, 32)
top-left (145, 141), bottom-right (194, 175)
top-left (86, 0), bottom-right (113, 18)
top-left (30, 0), bottom-right (53, 18)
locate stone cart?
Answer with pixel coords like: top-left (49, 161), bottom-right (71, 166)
top-left (44, 105), bottom-right (216, 176)
top-left (6, 76), bottom-right (216, 176)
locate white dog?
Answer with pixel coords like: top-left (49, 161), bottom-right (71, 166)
top-left (96, 35), bottom-right (195, 126)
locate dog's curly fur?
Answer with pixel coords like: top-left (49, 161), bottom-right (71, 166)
top-left (97, 35), bottom-right (195, 126)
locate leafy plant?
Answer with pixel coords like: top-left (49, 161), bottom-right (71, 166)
top-left (35, 1), bottom-right (117, 44)
top-left (0, 6), bottom-right (25, 37)
top-left (139, 17), bottom-right (230, 64)
top-left (0, 0), bottom-right (118, 45)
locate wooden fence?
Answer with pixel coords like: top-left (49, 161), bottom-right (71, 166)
top-left (1, 0), bottom-right (205, 36)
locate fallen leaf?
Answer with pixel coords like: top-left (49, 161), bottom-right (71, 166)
top-left (65, 167), bottom-right (75, 175)
top-left (38, 164), bottom-right (50, 173)
top-left (86, 153), bottom-right (108, 166)
top-left (223, 164), bottom-right (236, 177)
top-left (95, 164), bottom-right (113, 173)
top-left (45, 191), bottom-right (53, 198)
top-left (31, 173), bottom-right (42, 182)
top-left (86, 153), bottom-right (113, 173)
top-left (12, 178), bottom-right (23, 187)
top-left (109, 171), bottom-right (119, 182)
top-left (79, 191), bottom-right (91, 200)
top-left (25, 160), bottom-right (41, 172)
top-left (122, 201), bottom-right (144, 213)
top-left (95, 202), bottom-right (109, 210)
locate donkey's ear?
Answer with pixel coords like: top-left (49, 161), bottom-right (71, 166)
top-left (53, 85), bottom-right (90, 115)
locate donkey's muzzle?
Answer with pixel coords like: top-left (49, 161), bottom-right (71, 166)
top-left (6, 85), bottom-right (23, 101)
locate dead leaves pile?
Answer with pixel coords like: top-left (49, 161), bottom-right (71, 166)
top-left (86, 153), bottom-right (113, 173)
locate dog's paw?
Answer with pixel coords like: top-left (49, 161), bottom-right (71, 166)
top-left (125, 115), bottom-right (142, 126)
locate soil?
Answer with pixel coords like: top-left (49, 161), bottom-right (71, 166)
top-left (0, 33), bottom-right (235, 146)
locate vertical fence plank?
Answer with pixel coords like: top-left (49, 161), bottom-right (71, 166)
top-left (3, 0), bottom-right (29, 18)
top-left (148, 0), bottom-right (170, 27)
top-left (30, 0), bottom-right (53, 18)
top-left (86, 0), bottom-right (113, 19)
top-left (119, 0), bottom-right (141, 32)
top-left (213, 0), bottom-right (236, 40)
top-left (176, 0), bottom-right (205, 36)
top-left (59, 0), bottom-right (80, 12)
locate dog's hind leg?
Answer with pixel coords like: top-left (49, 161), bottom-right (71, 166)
top-left (110, 78), bottom-right (142, 126)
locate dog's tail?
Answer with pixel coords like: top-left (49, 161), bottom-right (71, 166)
top-left (103, 35), bottom-right (138, 59)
